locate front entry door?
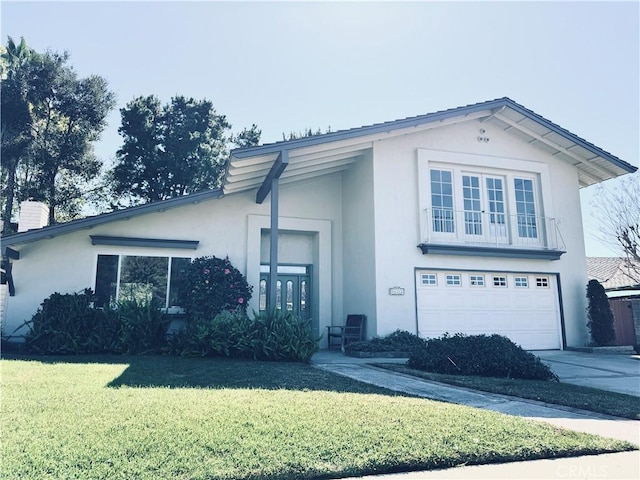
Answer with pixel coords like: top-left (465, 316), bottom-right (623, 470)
top-left (259, 267), bottom-right (311, 320)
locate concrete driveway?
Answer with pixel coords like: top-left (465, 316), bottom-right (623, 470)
top-left (534, 350), bottom-right (640, 397)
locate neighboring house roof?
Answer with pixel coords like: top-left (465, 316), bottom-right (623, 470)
top-left (1, 189), bottom-right (223, 249)
top-left (3, 98), bottom-right (636, 250)
top-left (225, 97), bottom-right (637, 196)
top-left (586, 257), bottom-right (640, 291)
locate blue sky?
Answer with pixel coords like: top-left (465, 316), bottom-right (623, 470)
top-left (2, 0), bottom-right (639, 256)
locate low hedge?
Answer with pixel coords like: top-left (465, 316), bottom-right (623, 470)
top-left (23, 290), bottom-right (319, 362)
top-left (408, 333), bottom-right (558, 381)
top-left (345, 330), bottom-right (425, 353)
top-left (168, 309), bottom-right (320, 363)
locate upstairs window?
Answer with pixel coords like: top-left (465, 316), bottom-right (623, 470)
top-left (514, 178), bottom-right (538, 238)
top-left (430, 169), bottom-right (454, 233)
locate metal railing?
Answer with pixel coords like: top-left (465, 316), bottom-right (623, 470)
top-left (422, 208), bottom-right (565, 250)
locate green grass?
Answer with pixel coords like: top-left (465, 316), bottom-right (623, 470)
top-left (1, 355), bottom-right (635, 480)
top-left (376, 364), bottom-right (640, 420)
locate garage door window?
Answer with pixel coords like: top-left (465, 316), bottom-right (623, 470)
top-left (421, 273), bottom-right (437, 285)
top-left (493, 276), bottom-right (507, 287)
top-left (445, 274), bottom-right (461, 286)
top-left (514, 276), bottom-right (528, 288)
top-left (536, 277), bottom-right (549, 288)
top-left (469, 275), bottom-right (485, 286)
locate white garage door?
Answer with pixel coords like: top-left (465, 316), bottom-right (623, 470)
top-left (416, 270), bottom-right (562, 350)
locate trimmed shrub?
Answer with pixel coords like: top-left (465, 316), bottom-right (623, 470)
top-left (180, 256), bottom-right (252, 321)
top-left (345, 330), bottom-right (425, 353)
top-left (169, 309), bottom-right (320, 362)
top-left (110, 298), bottom-right (170, 354)
top-left (24, 289), bottom-right (119, 354)
top-left (586, 279), bottom-right (616, 346)
top-left (408, 333), bottom-right (558, 381)
top-left (24, 289), bottom-right (169, 355)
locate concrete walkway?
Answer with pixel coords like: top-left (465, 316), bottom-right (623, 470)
top-left (310, 350), bottom-right (640, 479)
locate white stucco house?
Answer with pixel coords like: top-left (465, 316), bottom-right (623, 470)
top-left (1, 98), bottom-right (636, 349)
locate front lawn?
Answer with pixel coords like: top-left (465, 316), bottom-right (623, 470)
top-left (1, 355), bottom-right (635, 480)
top-left (377, 364), bottom-right (640, 420)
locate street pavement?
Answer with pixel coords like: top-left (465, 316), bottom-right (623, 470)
top-left (310, 349), bottom-right (640, 479)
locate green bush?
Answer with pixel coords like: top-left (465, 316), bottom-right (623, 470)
top-left (180, 256), bottom-right (252, 321)
top-left (586, 279), bottom-right (616, 346)
top-left (24, 290), bottom-right (169, 355)
top-left (169, 309), bottom-right (320, 362)
top-left (24, 289), bottom-right (119, 354)
top-left (110, 298), bottom-right (170, 354)
top-left (407, 333), bottom-right (558, 381)
top-left (345, 330), bottom-right (425, 353)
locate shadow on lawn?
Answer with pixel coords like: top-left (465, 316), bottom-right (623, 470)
top-left (2, 352), bottom-right (405, 395)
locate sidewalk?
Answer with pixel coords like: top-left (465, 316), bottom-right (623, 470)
top-left (311, 350), bottom-right (640, 479)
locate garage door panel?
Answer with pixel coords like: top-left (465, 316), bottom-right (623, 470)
top-left (416, 270), bottom-right (562, 350)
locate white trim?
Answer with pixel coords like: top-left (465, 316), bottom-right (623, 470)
top-left (417, 148), bottom-right (555, 246)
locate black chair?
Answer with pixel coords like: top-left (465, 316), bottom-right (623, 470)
top-left (327, 314), bottom-right (366, 351)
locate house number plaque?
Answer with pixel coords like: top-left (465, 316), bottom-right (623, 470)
top-left (388, 287), bottom-right (405, 296)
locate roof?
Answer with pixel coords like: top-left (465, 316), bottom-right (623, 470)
top-left (225, 97), bottom-right (636, 196)
top-left (3, 97), bottom-right (636, 249)
top-left (586, 257), bottom-right (640, 291)
top-left (1, 189), bottom-right (223, 249)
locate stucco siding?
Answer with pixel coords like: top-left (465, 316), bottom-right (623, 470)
top-left (369, 119), bottom-right (589, 346)
top-left (4, 173), bottom-right (345, 340)
top-left (341, 150), bottom-right (377, 338)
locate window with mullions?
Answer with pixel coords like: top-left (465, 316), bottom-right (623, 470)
top-left (462, 175), bottom-right (482, 235)
top-left (469, 275), bottom-right (485, 287)
top-left (421, 273), bottom-right (437, 285)
top-left (493, 276), bottom-right (507, 287)
top-left (515, 178), bottom-right (538, 238)
top-left (486, 177), bottom-right (506, 227)
top-left (514, 276), bottom-right (528, 288)
top-left (536, 277), bottom-right (549, 288)
top-left (430, 169), bottom-right (454, 233)
top-left (95, 255), bottom-right (191, 308)
top-left (445, 274), bottom-right (461, 286)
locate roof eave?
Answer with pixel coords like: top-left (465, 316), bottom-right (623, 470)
top-left (2, 189), bottom-right (224, 248)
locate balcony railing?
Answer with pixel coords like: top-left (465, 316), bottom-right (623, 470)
top-left (422, 208), bottom-right (565, 251)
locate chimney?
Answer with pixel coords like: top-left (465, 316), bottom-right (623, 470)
top-left (18, 201), bottom-right (49, 232)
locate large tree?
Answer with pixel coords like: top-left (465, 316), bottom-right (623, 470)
top-left (592, 173), bottom-right (640, 282)
top-left (1, 37), bottom-right (35, 233)
top-left (1, 37), bottom-right (116, 229)
top-left (109, 95), bottom-right (261, 206)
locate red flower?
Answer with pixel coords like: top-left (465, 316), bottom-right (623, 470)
top-left (238, 298), bottom-right (244, 304)
top-left (224, 269), bottom-right (230, 274)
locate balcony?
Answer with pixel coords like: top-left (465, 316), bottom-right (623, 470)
top-left (418, 208), bottom-right (566, 260)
